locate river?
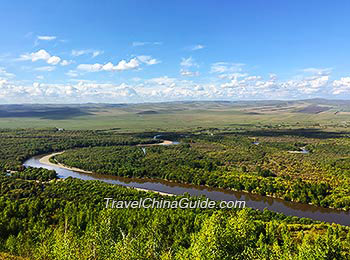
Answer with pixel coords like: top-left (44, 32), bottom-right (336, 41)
top-left (23, 144), bottom-right (350, 225)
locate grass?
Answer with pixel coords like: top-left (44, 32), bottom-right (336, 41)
top-left (0, 100), bottom-right (349, 131)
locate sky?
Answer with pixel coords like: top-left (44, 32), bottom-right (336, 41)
top-left (1, 0), bottom-right (350, 103)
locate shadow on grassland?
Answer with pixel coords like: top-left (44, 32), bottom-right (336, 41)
top-left (0, 105), bottom-right (92, 120)
top-left (237, 129), bottom-right (349, 139)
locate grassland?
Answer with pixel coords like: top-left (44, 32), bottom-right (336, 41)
top-left (0, 99), bottom-right (350, 131)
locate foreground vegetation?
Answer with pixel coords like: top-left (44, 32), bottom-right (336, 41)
top-left (1, 170), bottom-right (350, 259)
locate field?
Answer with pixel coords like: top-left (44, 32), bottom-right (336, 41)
top-left (1, 99), bottom-right (350, 131)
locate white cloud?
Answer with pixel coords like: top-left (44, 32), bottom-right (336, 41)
top-left (35, 66), bottom-right (56, 72)
top-left (284, 75), bottom-right (329, 94)
top-left (210, 62), bottom-right (245, 73)
top-left (71, 49), bottom-right (103, 58)
top-left (137, 55), bottom-right (160, 65)
top-left (132, 41), bottom-right (162, 47)
top-left (221, 79), bottom-right (241, 89)
top-left (194, 85), bottom-right (204, 91)
top-left (92, 50), bottom-right (103, 58)
top-left (332, 77), bottom-right (350, 94)
top-left (180, 69), bottom-right (200, 77)
top-left (219, 72), bottom-right (330, 98)
top-left (66, 70), bottom-right (79, 77)
top-left (19, 49), bottom-right (51, 62)
top-left (302, 67), bottom-right (332, 76)
top-left (269, 73), bottom-right (277, 81)
top-left (180, 57), bottom-right (198, 67)
top-left (244, 76), bottom-right (262, 81)
top-left (18, 49), bottom-right (66, 66)
top-left (37, 35), bottom-right (56, 41)
top-left (0, 73), bottom-right (343, 104)
top-left (102, 62), bottom-right (114, 71)
top-left (218, 73), bottom-right (248, 80)
top-left (190, 44), bottom-right (205, 51)
top-left (3, 57), bottom-right (350, 103)
top-left (146, 76), bottom-right (176, 86)
top-left (132, 42), bottom-right (147, 47)
top-left (77, 58), bottom-right (141, 72)
top-left (0, 67), bottom-right (15, 78)
top-left (77, 63), bottom-right (103, 72)
top-left (60, 60), bottom-right (74, 66)
top-left (47, 56), bottom-right (61, 65)
top-left (115, 58), bottom-right (140, 70)
top-left (71, 50), bottom-right (87, 56)
top-left (115, 83), bottom-right (138, 97)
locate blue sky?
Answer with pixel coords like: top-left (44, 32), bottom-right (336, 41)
top-left (1, 0), bottom-right (350, 103)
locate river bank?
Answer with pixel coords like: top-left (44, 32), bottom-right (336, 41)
top-left (24, 149), bottom-right (350, 225)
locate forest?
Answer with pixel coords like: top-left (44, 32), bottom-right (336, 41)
top-left (1, 169), bottom-right (350, 259)
top-left (53, 130), bottom-right (350, 210)
top-left (1, 128), bottom-right (350, 259)
top-left (0, 128), bottom-right (157, 170)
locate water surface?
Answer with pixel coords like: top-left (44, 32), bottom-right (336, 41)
top-left (23, 155), bottom-right (350, 225)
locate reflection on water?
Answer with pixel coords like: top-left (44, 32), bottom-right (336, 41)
top-left (23, 155), bottom-right (350, 225)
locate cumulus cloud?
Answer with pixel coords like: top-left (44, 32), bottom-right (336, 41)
top-left (115, 58), bottom-right (140, 70)
top-left (0, 79), bottom-right (144, 103)
top-left (0, 71), bottom-right (348, 103)
top-left (291, 75), bottom-right (329, 94)
top-left (137, 55), bottom-right (160, 65)
top-left (115, 83), bottom-right (138, 97)
top-left (332, 77), bottom-right (350, 95)
top-left (77, 58), bottom-right (140, 72)
top-left (3, 54), bottom-right (350, 103)
top-left (219, 72), bottom-right (330, 98)
top-left (18, 49), bottom-right (65, 66)
top-left (76, 56), bottom-right (159, 72)
top-left (47, 56), bottom-right (61, 65)
top-left (19, 49), bottom-right (51, 62)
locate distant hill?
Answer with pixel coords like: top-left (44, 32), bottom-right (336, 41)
top-left (0, 99), bottom-right (344, 119)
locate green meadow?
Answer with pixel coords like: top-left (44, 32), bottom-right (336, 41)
top-left (0, 99), bottom-right (349, 131)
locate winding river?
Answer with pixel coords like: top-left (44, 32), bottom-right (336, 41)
top-left (23, 141), bottom-right (350, 226)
